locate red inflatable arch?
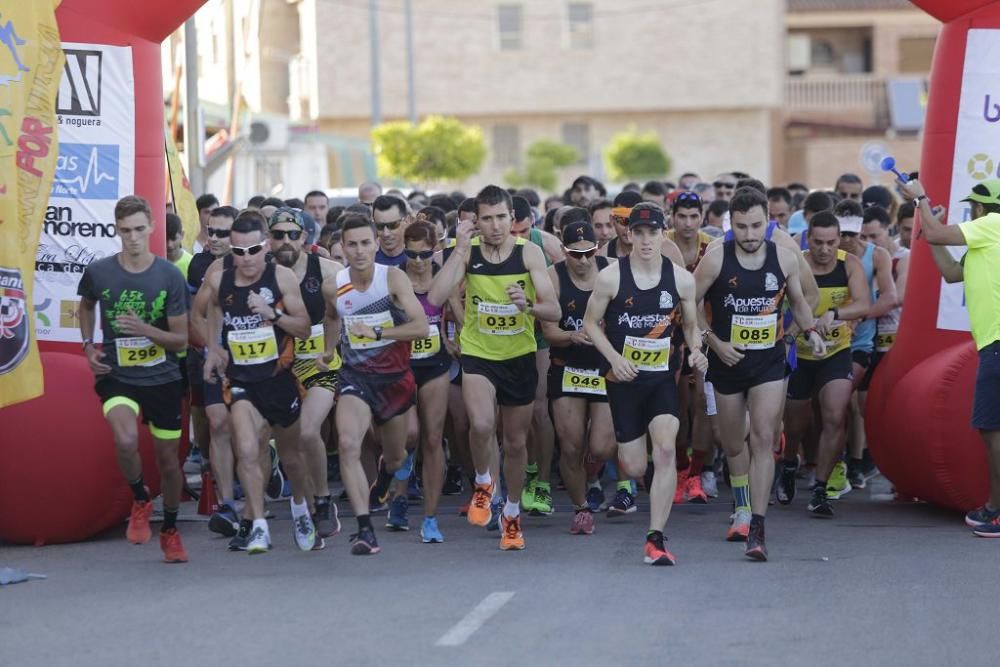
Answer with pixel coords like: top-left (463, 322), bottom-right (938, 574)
top-left (0, 0), bottom-right (206, 545)
top-left (866, 0), bottom-right (998, 511)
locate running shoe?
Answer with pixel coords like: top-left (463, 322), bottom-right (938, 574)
top-left (442, 466), bottom-right (464, 496)
top-left (421, 516), bottom-right (444, 543)
top-left (160, 528), bottom-right (189, 563)
top-left (776, 461), bottom-right (798, 505)
top-left (350, 527), bottom-right (381, 555)
top-left (683, 474), bottom-right (708, 504)
top-left (826, 462), bottom-right (851, 499)
top-left (674, 468), bottom-right (689, 504)
top-left (293, 513), bottom-right (317, 551)
top-left (313, 499), bottom-right (341, 538)
top-left (208, 504), bottom-right (240, 538)
top-left (807, 486), bottom-right (834, 517)
top-left (499, 515), bottom-right (525, 550)
top-left (726, 509), bottom-right (752, 542)
top-left (643, 533), bottom-right (676, 566)
top-left (569, 510), bottom-right (594, 535)
top-left (486, 499), bottom-right (502, 531)
top-left (847, 459), bottom-right (866, 490)
top-left (228, 519), bottom-right (252, 551)
top-left (246, 526), bottom-right (271, 555)
top-left (386, 495), bottom-right (410, 531)
top-left (521, 478), bottom-right (538, 513)
top-left (311, 537), bottom-right (326, 551)
top-left (183, 447), bottom-right (203, 475)
top-left (368, 459), bottom-right (393, 513)
top-left (606, 488), bottom-right (637, 517)
top-left (586, 485), bottom-right (605, 513)
top-left (965, 505), bottom-right (1000, 528)
top-left (745, 516), bottom-right (767, 561)
top-left (126, 499), bottom-right (153, 545)
top-left (467, 482), bottom-right (494, 527)
top-left (701, 471), bottom-right (719, 498)
top-left (457, 500), bottom-right (470, 517)
top-left (972, 515), bottom-right (1000, 537)
top-left (530, 484), bottom-right (553, 516)
top-left (265, 466), bottom-right (285, 502)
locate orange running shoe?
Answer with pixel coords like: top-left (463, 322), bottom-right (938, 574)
top-left (643, 534), bottom-right (677, 566)
top-left (499, 514), bottom-right (525, 550)
top-left (683, 474), bottom-right (708, 504)
top-left (126, 500), bottom-right (153, 544)
top-left (726, 509), bottom-right (751, 542)
top-left (467, 482), bottom-right (494, 527)
top-left (160, 528), bottom-right (189, 563)
top-left (673, 468), bottom-right (689, 504)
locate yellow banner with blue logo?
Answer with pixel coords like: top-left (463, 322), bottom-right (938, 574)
top-left (0, 2), bottom-right (64, 408)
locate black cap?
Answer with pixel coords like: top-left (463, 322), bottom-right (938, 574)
top-left (862, 185), bottom-right (894, 210)
top-left (613, 190), bottom-right (643, 208)
top-left (561, 220), bottom-right (597, 245)
top-left (629, 205), bottom-right (666, 229)
top-left (512, 195), bottom-right (532, 223)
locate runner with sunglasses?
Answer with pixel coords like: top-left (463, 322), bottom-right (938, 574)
top-left (541, 219), bottom-right (616, 536)
top-left (373, 195), bottom-right (411, 267)
top-left (404, 221), bottom-right (451, 543)
top-left (202, 213), bottom-right (318, 554)
top-left (320, 214), bottom-right (429, 555)
top-left (584, 202), bottom-right (708, 565)
top-left (429, 185), bottom-right (561, 551)
top-left (267, 207), bottom-right (345, 545)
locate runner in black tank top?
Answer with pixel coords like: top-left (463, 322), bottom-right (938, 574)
top-left (693, 189), bottom-right (824, 562)
top-left (584, 204), bottom-right (708, 567)
top-left (268, 206), bottom-right (347, 543)
top-left (541, 221), bottom-right (616, 536)
top-left (203, 215), bottom-right (318, 554)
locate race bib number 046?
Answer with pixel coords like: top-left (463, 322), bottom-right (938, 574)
top-left (228, 328), bottom-right (279, 366)
top-left (623, 336), bottom-right (670, 372)
top-left (730, 314), bottom-right (777, 350)
top-left (115, 336), bottom-right (165, 368)
top-left (562, 366), bottom-right (606, 395)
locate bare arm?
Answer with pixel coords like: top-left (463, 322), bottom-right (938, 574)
top-left (899, 180), bottom-right (966, 246)
top-left (838, 253), bottom-right (872, 321)
top-left (931, 245), bottom-right (965, 284)
top-left (867, 247), bottom-right (897, 318)
top-left (660, 235), bottom-right (684, 267)
top-left (522, 242), bottom-right (560, 323)
top-left (540, 229), bottom-right (565, 263)
top-left (429, 221), bottom-right (473, 307)
top-left (583, 265), bottom-right (637, 381)
top-left (78, 296), bottom-right (111, 375)
top-left (675, 267), bottom-right (708, 373)
top-left (321, 280), bottom-right (342, 366)
top-left (540, 264), bottom-right (572, 346)
top-left (190, 257), bottom-right (225, 349)
top-left (271, 265), bottom-right (312, 340)
top-left (774, 229), bottom-right (818, 311)
top-left (895, 253), bottom-right (910, 300)
top-left (203, 271), bottom-right (228, 382)
top-left (383, 267), bottom-right (430, 341)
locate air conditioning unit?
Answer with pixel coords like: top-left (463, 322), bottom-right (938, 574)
top-left (247, 115), bottom-right (289, 151)
top-left (787, 34), bottom-right (811, 73)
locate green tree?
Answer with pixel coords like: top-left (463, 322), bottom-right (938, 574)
top-left (603, 127), bottom-right (671, 182)
top-left (505, 140), bottom-right (579, 192)
top-left (371, 116), bottom-right (487, 183)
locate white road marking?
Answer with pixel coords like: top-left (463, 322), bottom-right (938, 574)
top-left (435, 591), bottom-right (515, 647)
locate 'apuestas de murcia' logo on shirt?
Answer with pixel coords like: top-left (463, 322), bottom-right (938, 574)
top-left (618, 313), bottom-right (666, 329)
top-left (722, 293), bottom-right (778, 314)
top-left (224, 312), bottom-right (266, 330)
top-left (764, 272), bottom-right (779, 292)
top-left (0, 267), bottom-right (30, 376)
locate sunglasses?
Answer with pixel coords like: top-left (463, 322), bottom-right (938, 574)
top-left (564, 246), bottom-right (598, 258)
top-left (231, 242), bottom-right (267, 257)
top-left (270, 229), bottom-right (303, 241)
top-left (713, 181), bottom-right (736, 189)
top-left (207, 227), bottom-right (231, 238)
top-left (676, 192), bottom-right (702, 203)
top-left (375, 220), bottom-right (403, 232)
top-left (404, 249), bottom-right (435, 260)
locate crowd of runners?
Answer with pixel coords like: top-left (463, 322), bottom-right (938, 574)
top-left (77, 168), bottom-right (1000, 565)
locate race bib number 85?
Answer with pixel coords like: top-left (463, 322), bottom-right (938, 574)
top-left (730, 314), bottom-right (777, 350)
top-left (411, 324), bottom-right (442, 359)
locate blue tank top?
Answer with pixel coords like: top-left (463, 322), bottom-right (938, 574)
top-left (851, 243), bottom-right (876, 353)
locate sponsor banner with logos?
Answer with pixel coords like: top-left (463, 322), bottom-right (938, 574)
top-left (0, 2), bottom-right (64, 408)
top-left (34, 43), bottom-right (135, 343)
top-left (938, 29), bottom-right (1000, 332)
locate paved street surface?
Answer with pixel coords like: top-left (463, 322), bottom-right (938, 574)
top-left (2, 476), bottom-right (996, 667)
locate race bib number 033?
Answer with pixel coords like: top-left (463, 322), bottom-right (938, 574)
top-left (477, 302), bottom-right (524, 336)
top-left (115, 336), bottom-right (165, 368)
top-left (730, 314), bottom-right (777, 350)
top-left (228, 328), bottom-right (279, 365)
top-left (562, 366), bottom-right (606, 395)
top-left (295, 323), bottom-right (324, 360)
top-left (623, 336), bottom-right (670, 372)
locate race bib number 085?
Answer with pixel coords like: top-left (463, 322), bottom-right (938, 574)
top-left (730, 314), bottom-right (777, 350)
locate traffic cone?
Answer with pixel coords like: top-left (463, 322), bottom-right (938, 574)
top-left (198, 468), bottom-right (219, 516)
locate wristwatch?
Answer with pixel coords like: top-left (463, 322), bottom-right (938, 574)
top-left (269, 308), bottom-right (283, 323)
top-left (913, 195), bottom-right (927, 206)
top-left (82, 338), bottom-right (94, 350)
top-left (782, 334), bottom-right (796, 346)
top-left (373, 326), bottom-right (383, 341)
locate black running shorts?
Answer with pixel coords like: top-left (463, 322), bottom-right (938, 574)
top-left (706, 344), bottom-right (788, 396)
top-left (225, 371), bottom-right (302, 428)
top-left (606, 376), bottom-right (679, 443)
top-left (786, 349), bottom-right (853, 400)
top-left (461, 353), bottom-right (537, 407)
top-left (95, 376), bottom-right (184, 437)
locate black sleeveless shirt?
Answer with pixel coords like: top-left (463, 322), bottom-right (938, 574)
top-left (220, 263), bottom-right (293, 382)
top-left (550, 257), bottom-right (608, 370)
top-left (706, 240), bottom-right (787, 345)
top-left (299, 253), bottom-right (326, 325)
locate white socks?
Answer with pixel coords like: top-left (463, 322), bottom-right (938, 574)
top-left (503, 499), bottom-right (520, 519)
top-left (475, 471), bottom-right (492, 486)
top-left (290, 497), bottom-right (309, 519)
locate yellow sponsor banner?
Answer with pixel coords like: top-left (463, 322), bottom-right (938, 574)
top-left (165, 126), bottom-right (201, 252)
top-left (0, 1), bottom-right (64, 408)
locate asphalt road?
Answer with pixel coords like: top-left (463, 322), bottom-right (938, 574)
top-left (2, 475), bottom-right (996, 667)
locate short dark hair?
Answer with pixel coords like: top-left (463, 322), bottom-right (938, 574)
top-left (515, 188), bottom-right (541, 207)
top-left (327, 206), bottom-right (345, 226)
top-left (802, 191), bottom-right (833, 216)
top-left (835, 173), bottom-right (863, 189)
top-left (588, 198), bottom-right (612, 215)
top-left (475, 185), bottom-right (513, 215)
top-left (736, 178), bottom-right (767, 194)
top-left (429, 194), bottom-right (457, 212)
top-left (642, 181), bottom-right (667, 196)
top-left (407, 190), bottom-right (427, 202)
top-left (787, 182), bottom-right (808, 192)
top-left (372, 194), bottom-right (408, 218)
top-left (863, 205), bottom-right (891, 228)
top-left (419, 205), bottom-right (446, 227)
top-left (729, 187), bottom-right (768, 218)
top-left (247, 195), bottom-right (266, 209)
top-left (340, 212), bottom-right (377, 238)
top-left (345, 203), bottom-right (372, 218)
top-left (196, 194), bottom-right (219, 212)
top-left (897, 201), bottom-right (916, 221)
top-left (115, 195), bottom-right (152, 222)
top-left (457, 197), bottom-right (478, 217)
top-left (543, 208), bottom-right (558, 234)
top-left (680, 172), bottom-right (699, 180)
top-left (261, 197), bottom-right (286, 209)
top-left (560, 206), bottom-right (591, 228)
top-left (166, 213), bottom-right (182, 239)
top-left (622, 182), bottom-right (640, 192)
top-left (766, 187), bottom-right (792, 206)
top-left (209, 205), bottom-right (239, 222)
top-left (808, 210), bottom-right (840, 233)
top-left (404, 220), bottom-right (438, 247)
top-left (284, 198), bottom-right (305, 209)
top-left (304, 190), bottom-right (328, 203)
top-left (707, 199), bottom-right (729, 219)
top-left (232, 210), bottom-right (266, 235)
top-left (833, 199), bottom-right (863, 218)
